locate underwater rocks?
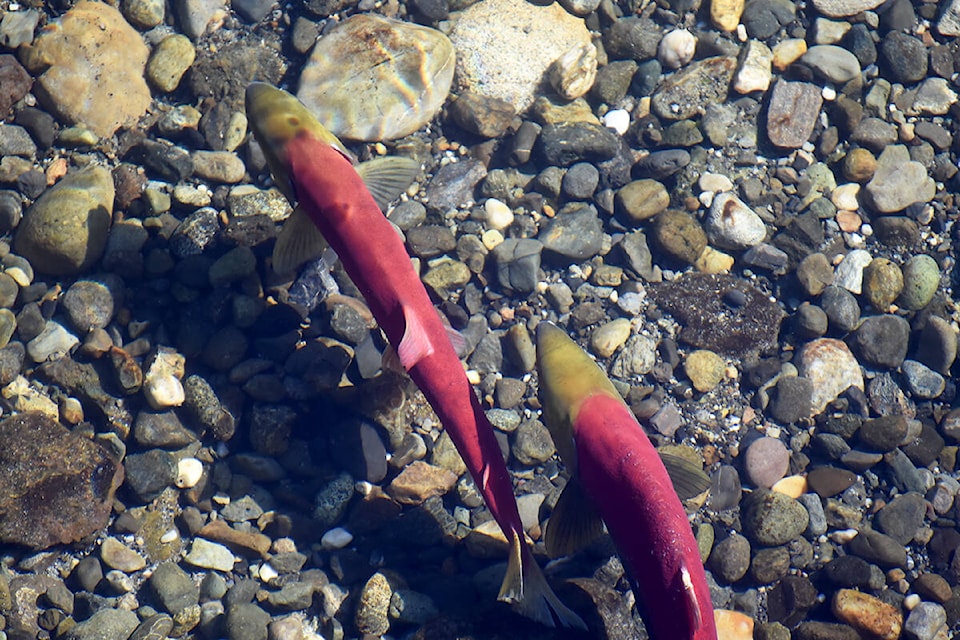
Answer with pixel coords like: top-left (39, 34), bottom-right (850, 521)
top-left (298, 14), bottom-right (454, 141)
top-left (0, 412), bottom-right (123, 547)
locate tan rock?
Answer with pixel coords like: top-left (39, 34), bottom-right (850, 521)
top-left (833, 589), bottom-right (902, 640)
top-left (711, 0), bottom-right (745, 31)
top-left (386, 460), bottom-right (457, 505)
top-left (19, 1), bottom-right (151, 137)
top-left (714, 609), bottom-right (754, 640)
top-left (197, 517), bottom-right (271, 557)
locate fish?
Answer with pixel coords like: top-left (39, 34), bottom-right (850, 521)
top-left (245, 83), bottom-right (585, 629)
top-left (536, 321), bottom-right (717, 640)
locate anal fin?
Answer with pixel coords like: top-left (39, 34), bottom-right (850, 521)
top-left (544, 477), bottom-right (605, 558)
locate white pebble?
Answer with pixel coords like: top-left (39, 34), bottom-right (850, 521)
top-left (831, 183), bottom-right (860, 211)
top-left (484, 198), bottom-right (514, 231)
top-left (828, 528), bottom-right (859, 543)
top-left (258, 561), bottom-right (280, 583)
top-left (821, 85), bottom-right (837, 101)
top-left (159, 529), bottom-right (179, 544)
top-left (176, 457), bottom-right (204, 489)
top-left (699, 172), bottom-right (734, 193)
top-left (903, 593), bottom-right (921, 610)
top-left (321, 527), bottom-right (354, 550)
top-left (601, 109), bottom-right (630, 135)
top-left (658, 29), bottom-right (697, 70)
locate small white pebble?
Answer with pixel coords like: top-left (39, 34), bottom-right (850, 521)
top-left (159, 529), bottom-right (179, 544)
top-left (484, 198), bottom-right (514, 231)
top-left (903, 593), bottom-right (921, 610)
top-left (821, 85), bottom-right (837, 101)
top-left (828, 529), bottom-right (859, 543)
top-left (658, 29), bottom-right (697, 69)
top-left (176, 457), bottom-right (204, 489)
top-left (699, 172), bottom-right (734, 193)
top-left (258, 562), bottom-right (280, 583)
top-left (601, 109), bottom-right (630, 135)
top-left (321, 527), bottom-right (354, 550)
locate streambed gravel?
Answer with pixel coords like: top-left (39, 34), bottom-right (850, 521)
top-left (0, 0), bottom-right (959, 639)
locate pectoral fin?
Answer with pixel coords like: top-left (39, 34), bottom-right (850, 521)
top-left (660, 452), bottom-right (711, 501)
top-left (544, 477), bottom-right (605, 558)
top-left (272, 206), bottom-right (328, 274)
top-left (355, 156), bottom-right (420, 211)
top-left (397, 304), bottom-right (435, 371)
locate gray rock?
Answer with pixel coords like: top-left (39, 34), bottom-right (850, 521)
top-left (903, 602), bottom-right (948, 640)
top-left (901, 360), bottom-right (945, 399)
top-left (150, 562), bottom-right (200, 614)
top-left (710, 532), bottom-right (750, 583)
top-left (766, 81), bottom-right (823, 149)
top-left (492, 238), bottom-right (543, 293)
top-left (537, 122), bottom-right (621, 167)
top-left (511, 419), bottom-right (556, 465)
top-left (852, 314), bottom-right (910, 369)
top-left (800, 45), bottom-right (862, 83)
top-left (742, 489), bottom-right (809, 546)
top-left (538, 203), bottom-right (603, 260)
top-left (224, 603), bottom-right (270, 640)
top-left (874, 492), bottom-right (926, 545)
top-left (64, 608), bottom-right (140, 640)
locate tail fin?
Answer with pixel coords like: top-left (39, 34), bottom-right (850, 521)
top-left (498, 530), bottom-right (587, 630)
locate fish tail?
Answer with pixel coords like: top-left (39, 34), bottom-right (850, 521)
top-left (498, 530), bottom-right (587, 630)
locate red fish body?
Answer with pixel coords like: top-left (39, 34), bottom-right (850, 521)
top-left (575, 393), bottom-right (716, 640)
top-left (245, 83), bottom-right (582, 628)
top-left (537, 322), bottom-right (717, 639)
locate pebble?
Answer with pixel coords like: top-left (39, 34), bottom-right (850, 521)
top-left (766, 81), bottom-right (823, 149)
top-left (832, 589), bottom-right (902, 640)
top-left (711, 0), bottom-right (744, 31)
top-left (902, 360), bottom-right (945, 399)
top-left (898, 254), bottom-right (939, 310)
top-left (355, 573), bottom-right (393, 636)
top-left (225, 603), bottom-right (270, 640)
top-left (796, 338), bottom-right (864, 414)
top-left (742, 489), bottom-right (809, 546)
top-left (651, 56), bottom-right (737, 121)
top-left (549, 42), bottom-right (598, 101)
top-left (852, 314), bottom-right (910, 369)
top-left (512, 419), bottom-right (556, 465)
top-left (917, 316), bottom-right (957, 375)
top-left (710, 532), bottom-right (751, 582)
top-left (865, 145), bottom-right (936, 213)
top-left (176, 457), bottom-right (205, 489)
top-left (833, 249), bottom-right (873, 294)
top-left (538, 204), bottom-right (603, 260)
top-left (386, 461), bottom-right (457, 505)
top-left (19, 2), bottom-right (151, 137)
top-left (150, 561), bottom-right (200, 615)
top-left (610, 334), bottom-right (657, 378)
top-left (861, 258), bottom-right (903, 311)
top-left (101, 537), bottom-right (147, 572)
top-left (14, 166), bottom-right (113, 276)
top-left (658, 29), bottom-right (696, 70)
top-left (903, 602), bottom-right (947, 640)
top-left (800, 45), bottom-right (862, 83)
top-left (147, 34), bottom-right (196, 93)
top-left (537, 122), bottom-right (621, 166)
top-left (64, 608), bottom-right (140, 640)
top-left (590, 318), bottom-right (632, 358)
top-left (744, 437), bottom-right (790, 488)
top-left (734, 40), bottom-right (773, 94)
top-left (616, 179), bottom-right (669, 223)
top-left (705, 192), bottom-right (767, 250)
top-left (185, 538), bottom-right (236, 571)
top-left (299, 15), bottom-right (453, 141)
top-left (684, 349), bottom-right (725, 393)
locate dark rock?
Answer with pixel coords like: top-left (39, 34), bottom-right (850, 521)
top-left (536, 122), bottom-right (621, 167)
top-left (858, 415), bottom-right (908, 452)
top-left (538, 203), bottom-right (603, 261)
top-left (875, 492), bottom-right (926, 545)
top-left (823, 555), bottom-right (872, 589)
top-left (852, 314), bottom-right (910, 369)
top-left (647, 273), bottom-right (785, 355)
top-left (0, 55), bottom-right (32, 118)
top-left (491, 238), bottom-right (543, 293)
top-left (846, 528), bottom-right (907, 567)
top-left (633, 149), bottom-right (691, 179)
top-left (423, 159), bottom-right (487, 213)
top-left (124, 449), bottom-right (176, 502)
top-left (0, 412), bottom-right (123, 548)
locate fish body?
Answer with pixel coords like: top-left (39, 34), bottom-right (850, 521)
top-left (537, 322), bottom-right (717, 640)
top-left (245, 83), bottom-right (583, 628)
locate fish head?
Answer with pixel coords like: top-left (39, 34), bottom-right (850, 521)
top-left (245, 82), bottom-right (350, 202)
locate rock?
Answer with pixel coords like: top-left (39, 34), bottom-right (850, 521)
top-left (800, 45), bottom-right (862, 83)
top-left (101, 537), bottom-right (146, 572)
top-left (386, 461), bottom-right (457, 505)
top-left (0, 412), bottom-right (123, 548)
top-left (865, 145), bottom-right (936, 213)
top-left (832, 589), bottom-right (902, 640)
top-left (146, 34), bottom-right (196, 93)
top-left (806, 467), bottom-right (856, 497)
top-left (902, 360), bottom-right (945, 399)
top-left (63, 608), bottom-right (140, 640)
top-left (19, 1), bottom-right (151, 137)
top-left (916, 316), bottom-right (957, 375)
top-left (861, 258), bottom-right (903, 311)
top-left (299, 15), bottom-right (454, 141)
top-left (684, 349), bottom-right (725, 392)
top-left (14, 166), bottom-right (113, 276)
top-left (492, 238), bottom-right (543, 293)
top-left (875, 492), bottom-right (925, 545)
top-left (710, 532), bottom-right (751, 582)
top-left (734, 40), bottom-right (774, 93)
top-left (591, 319), bottom-right (632, 358)
top-left (150, 562), bottom-right (200, 615)
top-left (185, 538), bottom-right (236, 571)
top-left (766, 80), bottom-right (823, 149)
top-left (536, 122), bottom-right (621, 166)
top-left (813, 0), bottom-right (883, 16)
top-left (451, 0), bottom-right (590, 114)
top-left (550, 43), bottom-right (598, 101)
top-left (616, 179), bottom-right (669, 223)
top-left (852, 314), bottom-right (910, 369)
top-left (651, 56), bottom-right (737, 121)
top-left (651, 210), bottom-right (707, 264)
top-left (705, 192), bottom-right (767, 249)
top-left (796, 338), bottom-right (864, 415)
top-left (744, 437), bottom-right (790, 488)
top-left (512, 419), bottom-right (556, 465)
top-left (712, 0), bottom-right (745, 30)
top-left (742, 489), bottom-right (809, 546)
top-left (898, 254), bottom-right (939, 310)
top-left (224, 603), bottom-right (270, 640)
top-left (355, 573), bottom-right (393, 636)
top-left (538, 204), bottom-right (603, 260)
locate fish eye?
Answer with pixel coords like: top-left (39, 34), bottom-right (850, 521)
top-left (287, 116), bottom-right (300, 127)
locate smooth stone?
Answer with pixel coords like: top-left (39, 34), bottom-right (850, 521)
top-left (386, 461), bottom-right (457, 505)
top-left (879, 32), bottom-right (927, 85)
top-left (651, 210), bottom-right (707, 265)
top-left (796, 338), bottom-right (864, 415)
top-left (858, 415), bottom-right (908, 453)
top-left (710, 532), bottom-right (751, 582)
top-left (898, 254), bottom-right (939, 310)
top-left (512, 419), bottom-right (556, 465)
top-left (536, 122), bottom-right (621, 166)
top-left (0, 10), bottom-right (40, 49)
top-left (14, 166), bottom-right (113, 276)
top-left (852, 314), bottom-right (910, 369)
top-left (590, 318), bottom-right (632, 358)
top-left (912, 77), bottom-right (958, 116)
top-left (300, 15), bottom-right (454, 141)
top-left (744, 436), bottom-right (790, 488)
top-left (833, 249), bottom-right (873, 294)
top-left (538, 203), bottom-right (603, 260)
top-left (146, 34), bottom-right (196, 93)
top-left (123, 0), bottom-right (165, 27)
top-left (603, 16), bottom-right (661, 61)
top-left (451, 0), bottom-right (590, 114)
top-left (101, 537), bottom-right (146, 572)
top-left (916, 316), bottom-right (957, 375)
top-left (734, 40), bottom-right (773, 93)
top-left (800, 45), bottom-right (861, 83)
top-left (861, 258), bottom-right (903, 311)
top-left (832, 589), bottom-right (902, 640)
top-left (658, 29), bottom-right (696, 70)
top-left (492, 238), bottom-right (542, 293)
top-left (712, 0), bottom-right (745, 30)
top-left (64, 609), bottom-right (140, 640)
top-left (19, 1), bottom-right (151, 137)
top-left (550, 42), bottom-right (598, 101)
top-left (813, 0), bottom-right (883, 17)
top-left (766, 80), bottom-right (823, 149)
top-left (742, 489), bottom-right (809, 546)
top-left (768, 375), bottom-right (813, 423)
top-left (185, 538), bottom-right (235, 571)
top-left (684, 349), bottom-right (726, 392)
top-left (705, 192), bottom-right (767, 249)
top-left (175, 0), bottom-right (227, 39)
top-left (901, 360), bottom-right (945, 399)
top-left (806, 467), bottom-right (856, 497)
top-left (865, 145), bottom-right (936, 213)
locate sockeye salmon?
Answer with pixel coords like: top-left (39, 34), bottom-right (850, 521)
top-left (536, 322), bottom-right (717, 640)
top-left (245, 83), bottom-right (584, 628)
